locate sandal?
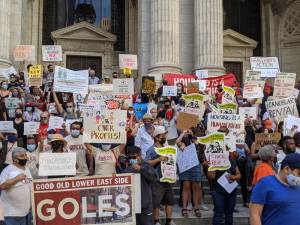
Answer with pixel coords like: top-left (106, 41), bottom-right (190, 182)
top-left (181, 208), bottom-right (188, 217)
top-left (194, 208), bottom-right (201, 217)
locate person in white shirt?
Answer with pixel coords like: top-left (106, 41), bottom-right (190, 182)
top-left (88, 69), bottom-right (100, 85)
top-left (276, 136), bottom-right (296, 171)
top-left (0, 147), bottom-right (32, 225)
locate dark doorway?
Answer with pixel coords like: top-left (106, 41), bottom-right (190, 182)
top-left (224, 61), bottom-right (243, 84)
top-left (66, 55), bottom-right (102, 77)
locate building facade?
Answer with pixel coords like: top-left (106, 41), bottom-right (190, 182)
top-left (0, 0), bottom-right (299, 85)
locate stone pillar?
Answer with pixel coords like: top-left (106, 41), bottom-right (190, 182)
top-left (148, 0), bottom-right (181, 74)
top-left (194, 0), bottom-right (225, 76)
top-left (0, 0), bottom-right (11, 68)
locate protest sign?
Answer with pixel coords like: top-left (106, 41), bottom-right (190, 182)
top-left (38, 153), bottom-right (76, 176)
top-left (5, 97), bottom-right (20, 109)
top-left (83, 110), bottom-right (127, 144)
top-left (250, 57), bottom-right (280, 77)
top-left (163, 74), bottom-right (197, 92)
top-left (182, 93), bottom-right (206, 118)
top-left (154, 146), bottom-right (177, 183)
top-left (273, 73), bottom-right (296, 98)
top-left (222, 86), bottom-right (235, 103)
top-left (186, 82), bottom-right (200, 94)
top-left (123, 68), bottom-right (132, 75)
top-left (245, 70), bottom-right (261, 82)
top-left (89, 84), bottom-right (113, 93)
top-left (119, 54), bottom-right (138, 69)
top-left (24, 122), bottom-right (40, 135)
top-left (283, 115), bottom-right (300, 135)
top-left (54, 66), bottom-right (89, 94)
top-left (225, 135), bottom-right (236, 152)
top-left (0, 121), bottom-right (14, 133)
top-left (42, 45), bottom-right (63, 61)
top-left (13, 45), bottom-right (35, 61)
top-left (49, 116), bottom-right (64, 129)
top-left (292, 88), bottom-right (300, 98)
top-left (142, 76), bottom-right (156, 94)
top-left (32, 174), bottom-right (136, 225)
top-left (195, 70), bottom-right (208, 79)
top-left (163, 86), bottom-right (177, 96)
top-left (177, 144), bottom-right (199, 173)
top-left (113, 78), bottom-right (134, 95)
top-left (198, 132), bottom-right (231, 171)
top-left (239, 107), bottom-right (257, 119)
top-left (218, 103), bottom-right (238, 114)
top-left (254, 133), bottom-right (281, 150)
top-left (88, 92), bottom-right (132, 110)
top-left (243, 81), bottom-right (264, 99)
top-left (28, 65), bottom-right (43, 87)
top-left (200, 73), bottom-right (237, 95)
top-left (265, 97), bottom-right (298, 122)
top-left (176, 112), bottom-right (199, 130)
top-left (0, 66), bottom-right (17, 80)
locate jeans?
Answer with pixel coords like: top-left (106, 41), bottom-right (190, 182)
top-left (212, 190), bottom-right (237, 225)
top-left (4, 213), bottom-right (31, 225)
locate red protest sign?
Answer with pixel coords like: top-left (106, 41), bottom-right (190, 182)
top-left (201, 73), bottom-right (237, 95)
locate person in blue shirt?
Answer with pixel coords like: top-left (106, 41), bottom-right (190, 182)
top-left (250, 153), bottom-right (300, 225)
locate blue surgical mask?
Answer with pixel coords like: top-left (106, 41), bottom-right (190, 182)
top-left (7, 135), bottom-right (17, 143)
top-left (12, 93), bottom-right (18, 97)
top-left (27, 144), bottom-right (36, 152)
top-left (71, 129), bottom-right (80, 138)
top-left (129, 159), bottom-right (138, 165)
top-left (287, 174), bottom-right (300, 187)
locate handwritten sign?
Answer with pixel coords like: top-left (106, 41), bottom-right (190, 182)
top-left (113, 78), bottom-right (134, 95)
top-left (163, 86), bottom-right (178, 96)
top-left (243, 81), bottom-right (264, 99)
top-left (218, 103), bottom-right (238, 114)
top-left (245, 70), bottom-right (261, 82)
top-left (254, 133), bottom-right (281, 150)
top-left (0, 121), bottom-right (14, 133)
top-left (176, 112), bottom-right (199, 130)
top-left (13, 45), bottom-right (35, 61)
top-left (142, 76), bottom-right (156, 94)
top-left (273, 73), bottom-right (296, 98)
top-left (265, 97), bottom-right (298, 122)
top-left (250, 57), bottom-right (280, 77)
top-left (28, 65), bottom-right (43, 87)
top-left (24, 122), bottom-right (40, 135)
top-left (49, 116), bottom-right (64, 129)
top-left (119, 54), bottom-right (138, 69)
top-left (42, 45), bottom-right (63, 61)
top-left (239, 107), bottom-right (257, 119)
top-left (177, 144), bottom-right (199, 173)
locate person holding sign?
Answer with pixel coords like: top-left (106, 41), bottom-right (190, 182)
top-left (24, 135), bottom-right (39, 179)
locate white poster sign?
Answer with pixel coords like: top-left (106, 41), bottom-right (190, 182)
top-left (0, 121), bottom-right (14, 133)
top-left (49, 116), bottom-right (64, 129)
top-left (273, 73), bottom-right (296, 98)
top-left (177, 144), bottom-right (199, 173)
top-left (163, 86), bottom-right (178, 97)
top-left (239, 107), bottom-right (257, 119)
top-left (243, 81), bottom-right (264, 99)
top-left (119, 54), bottom-right (138, 69)
top-left (195, 70), bottom-right (208, 79)
top-left (42, 45), bottom-right (63, 62)
top-left (113, 78), bottom-right (134, 95)
top-left (265, 97), bottom-right (298, 122)
top-left (24, 122), bottom-right (40, 135)
top-left (250, 57), bottom-right (280, 77)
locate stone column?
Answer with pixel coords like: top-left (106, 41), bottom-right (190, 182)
top-left (148, 0), bottom-right (181, 74)
top-left (194, 0), bottom-right (225, 76)
top-left (0, 0), bottom-right (11, 68)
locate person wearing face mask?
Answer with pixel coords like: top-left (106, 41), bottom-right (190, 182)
top-left (0, 147), bottom-right (32, 225)
top-left (38, 128), bottom-right (56, 153)
top-left (13, 108), bottom-right (24, 139)
top-left (24, 102), bottom-right (40, 122)
top-left (38, 111), bottom-right (50, 141)
top-left (30, 86), bottom-right (46, 112)
top-left (7, 75), bottom-right (19, 90)
top-left (0, 81), bottom-right (10, 98)
top-left (65, 122), bottom-right (93, 176)
top-left (25, 136), bottom-right (39, 179)
top-left (250, 153), bottom-right (300, 225)
top-left (48, 134), bottom-right (68, 153)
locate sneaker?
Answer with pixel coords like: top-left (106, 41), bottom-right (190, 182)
top-left (200, 203), bottom-right (210, 211)
top-left (154, 222), bottom-right (161, 225)
top-left (167, 221), bottom-right (176, 225)
top-left (187, 203), bottom-right (193, 211)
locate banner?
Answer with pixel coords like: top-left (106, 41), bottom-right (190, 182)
top-left (54, 66), bottom-right (89, 94)
top-left (245, 70), bottom-right (261, 82)
top-left (243, 81), bottom-right (264, 99)
top-left (38, 153), bottom-right (76, 176)
top-left (87, 92), bottom-right (132, 110)
top-left (0, 121), bottom-right (14, 133)
top-left (0, 66), bottom-right (17, 80)
top-left (162, 86), bottom-right (177, 96)
top-left (265, 97), bottom-right (298, 122)
top-left (254, 133), bottom-right (281, 150)
top-left (24, 122), bottom-right (40, 135)
top-left (163, 74), bottom-right (197, 92)
top-left (42, 45), bottom-right (63, 62)
top-left (239, 107), bottom-right (257, 119)
top-left (13, 45), bottom-right (35, 61)
top-left (273, 73), bottom-right (296, 98)
top-left (218, 103), bottom-right (238, 114)
top-left (119, 54), bottom-right (138, 69)
top-left (198, 132), bottom-right (231, 171)
top-left (176, 112), bottom-right (199, 130)
top-left (200, 73), bottom-right (237, 95)
top-left (142, 76), bottom-right (156, 94)
top-left (28, 65), bottom-right (43, 87)
top-left (177, 144), bottom-right (199, 173)
top-left (113, 78), bottom-right (134, 95)
top-left (154, 146), bottom-right (177, 183)
top-left (49, 116), bottom-right (64, 129)
top-left (250, 57), bottom-right (280, 77)
top-left (222, 86), bottom-right (235, 103)
top-left (32, 174), bottom-right (136, 225)
top-left (83, 110), bottom-right (127, 144)
top-left (182, 93), bottom-right (206, 118)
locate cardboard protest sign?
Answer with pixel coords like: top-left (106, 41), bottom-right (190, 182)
top-left (265, 97), bottom-right (298, 122)
top-left (113, 78), bottom-right (134, 95)
top-left (239, 107), bottom-right (257, 119)
top-left (218, 103), bottom-right (238, 114)
top-left (176, 112), bottom-right (199, 130)
top-left (38, 153), bottom-right (76, 176)
top-left (182, 94), bottom-right (206, 118)
top-left (54, 66), bottom-right (89, 94)
top-left (154, 146), bottom-right (177, 183)
top-left (0, 121), bottom-right (14, 133)
top-left (243, 81), bottom-right (264, 99)
top-left (13, 45), bottom-right (35, 61)
top-left (28, 65), bottom-right (43, 87)
top-left (177, 144), bottom-right (199, 173)
top-left (83, 110), bottom-right (127, 144)
top-left (49, 116), bottom-right (64, 129)
top-left (163, 86), bottom-right (177, 96)
top-left (254, 133), bottom-right (281, 150)
top-left (222, 86), bottom-right (235, 103)
top-left (24, 122), bottom-right (40, 135)
top-left (245, 70), bottom-right (261, 82)
top-left (273, 73), bottom-right (296, 98)
top-left (142, 76), bottom-right (156, 94)
top-left (250, 57), bottom-right (280, 78)
top-left (186, 82), bottom-right (200, 94)
top-left (42, 45), bottom-right (63, 61)
top-left (119, 54), bottom-right (138, 69)
top-left (195, 70), bottom-right (208, 79)
top-left (200, 73), bottom-right (237, 95)
top-left (32, 174), bottom-right (136, 225)
top-left (198, 132), bottom-right (231, 171)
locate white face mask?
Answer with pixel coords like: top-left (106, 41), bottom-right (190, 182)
top-left (287, 174), bottom-right (300, 187)
top-left (101, 144), bottom-right (111, 151)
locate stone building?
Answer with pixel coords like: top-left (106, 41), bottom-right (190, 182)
top-left (0, 0), bottom-right (300, 85)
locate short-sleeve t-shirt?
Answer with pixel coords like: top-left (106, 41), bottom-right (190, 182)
top-left (251, 175), bottom-right (300, 225)
top-left (133, 103), bottom-right (148, 121)
top-left (26, 150), bottom-right (39, 179)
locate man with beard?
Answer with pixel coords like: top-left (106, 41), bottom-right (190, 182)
top-left (276, 136), bottom-right (296, 171)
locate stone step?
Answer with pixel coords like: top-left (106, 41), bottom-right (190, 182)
top-left (172, 194), bottom-right (244, 205)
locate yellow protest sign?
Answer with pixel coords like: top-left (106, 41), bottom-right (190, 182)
top-left (123, 68), bottom-right (132, 75)
top-left (28, 65), bottom-right (43, 86)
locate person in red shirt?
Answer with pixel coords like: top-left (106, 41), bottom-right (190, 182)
top-left (38, 111), bottom-right (50, 141)
top-left (214, 85), bottom-right (224, 104)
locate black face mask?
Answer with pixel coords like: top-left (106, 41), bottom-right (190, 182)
top-left (164, 105), bottom-right (170, 109)
top-left (17, 158), bottom-right (27, 166)
top-left (51, 141), bottom-right (63, 152)
top-left (15, 113), bottom-right (22, 118)
top-left (159, 138), bottom-right (166, 145)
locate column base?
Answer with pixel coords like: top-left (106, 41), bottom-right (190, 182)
top-left (0, 59), bottom-right (12, 69)
top-left (148, 64), bottom-right (182, 75)
top-left (193, 66), bottom-right (226, 77)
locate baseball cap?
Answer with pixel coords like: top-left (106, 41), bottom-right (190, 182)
top-left (153, 125), bottom-right (167, 137)
top-left (48, 133), bottom-right (67, 147)
top-left (143, 113), bottom-right (153, 120)
top-left (281, 153), bottom-right (300, 170)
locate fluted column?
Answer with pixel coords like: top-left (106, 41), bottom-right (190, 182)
top-left (148, 0), bottom-right (181, 74)
top-left (0, 0), bottom-right (11, 68)
top-left (194, 0), bottom-right (225, 76)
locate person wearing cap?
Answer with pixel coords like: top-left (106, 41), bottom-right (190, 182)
top-left (145, 126), bottom-right (176, 225)
top-left (47, 133), bottom-right (68, 153)
top-left (250, 153), bottom-right (300, 225)
top-left (103, 76), bottom-right (112, 84)
top-left (112, 71), bottom-right (119, 79)
top-left (38, 128), bottom-right (56, 152)
top-left (135, 113), bottom-right (155, 159)
top-left (0, 147), bottom-right (32, 225)
top-left (252, 145), bottom-right (276, 186)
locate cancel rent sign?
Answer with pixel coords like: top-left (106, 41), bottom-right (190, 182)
top-left (32, 175), bottom-right (135, 225)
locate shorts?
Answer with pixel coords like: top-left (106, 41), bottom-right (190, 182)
top-left (179, 164), bottom-right (202, 182)
top-left (152, 182), bottom-right (175, 208)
